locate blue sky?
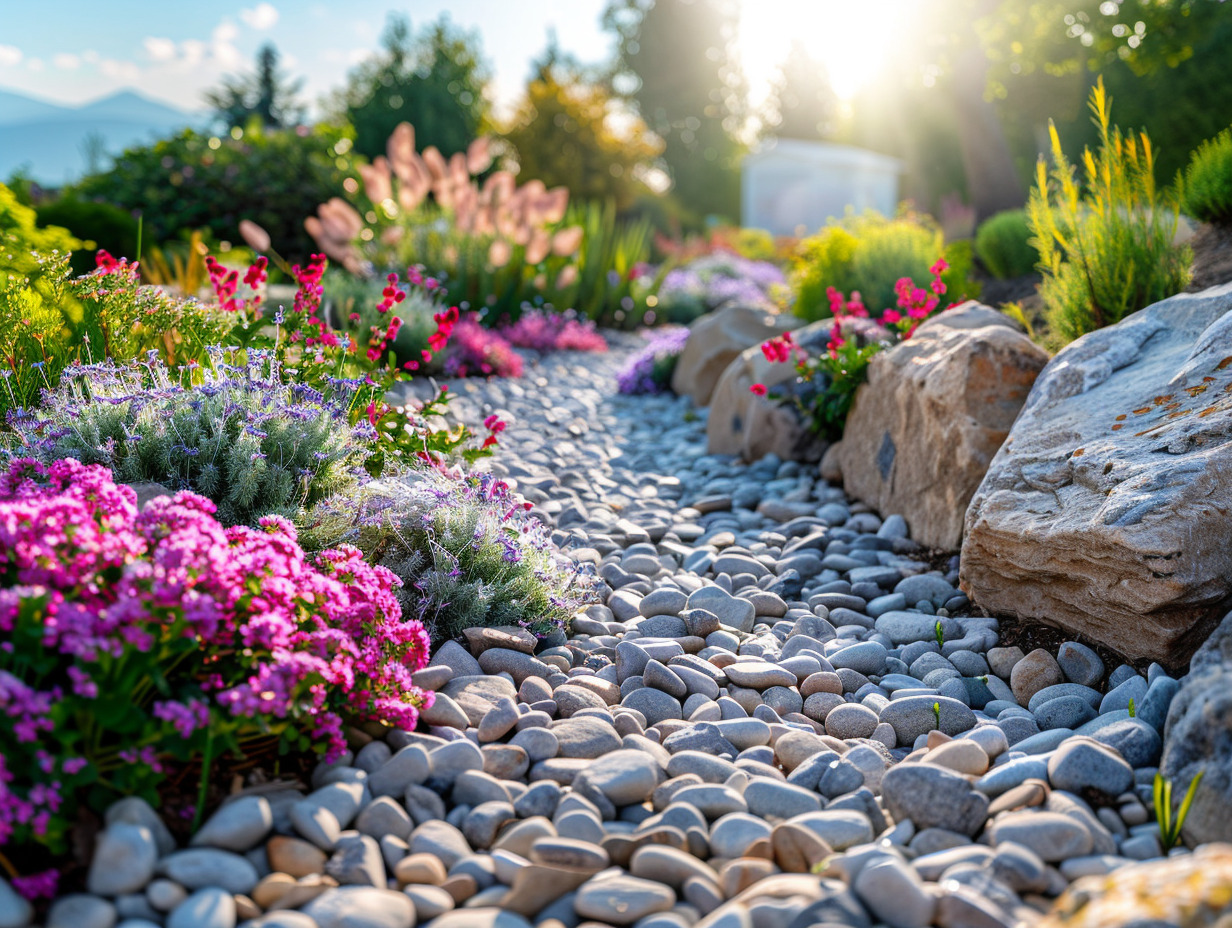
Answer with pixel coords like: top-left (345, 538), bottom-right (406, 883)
top-left (0, 1), bottom-right (904, 114)
top-left (0, 1), bottom-right (613, 112)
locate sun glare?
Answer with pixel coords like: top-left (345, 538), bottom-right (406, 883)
top-left (736, 0), bottom-right (904, 105)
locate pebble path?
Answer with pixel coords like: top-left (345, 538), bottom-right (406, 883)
top-left (33, 336), bottom-right (1185, 928)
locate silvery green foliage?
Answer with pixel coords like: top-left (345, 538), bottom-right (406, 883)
top-left (309, 468), bottom-right (599, 645)
top-left (21, 348), bottom-right (374, 526)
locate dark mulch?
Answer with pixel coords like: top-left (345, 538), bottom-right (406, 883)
top-left (976, 274), bottom-right (1041, 309)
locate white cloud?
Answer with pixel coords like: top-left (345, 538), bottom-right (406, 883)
top-left (100, 59), bottom-right (139, 81)
top-left (27, 57), bottom-right (44, 72)
top-left (53, 53), bottom-right (80, 70)
top-left (144, 37), bottom-right (177, 62)
top-left (211, 20), bottom-right (242, 68)
top-left (82, 49), bottom-right (100, 64)
top-left (181, 39), bottom-right (205, 66)
top-left (239, 2), bottom-right (279, 30)
top-left (213, 21), bottom-right (238, 44)
top-left (0, 44), bottom-right (21, 67)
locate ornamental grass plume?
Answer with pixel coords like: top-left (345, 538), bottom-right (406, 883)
top-left (0, 457), bottom-right (431, 870)
top-left (14, 348), bottom-right (373, 527)
top-left (306, 467), bottom-right (599, 646)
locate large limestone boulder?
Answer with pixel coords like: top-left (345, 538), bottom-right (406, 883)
top-left (1160, 609), bottom-right (1232, 845)
top-left (829, 303), bottom-right (1049, 550)
top-left (671, 304), bottom-right (800, 406)
top-left (962, 282), bottom-right (1232, 667)
top-left (706, 320), bottom-right (833, 462)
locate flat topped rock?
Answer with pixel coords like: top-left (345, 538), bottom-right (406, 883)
top-left (962, 283), bottom-right (1232, 667)
top-left (465, 626), bottom-right (539, 656)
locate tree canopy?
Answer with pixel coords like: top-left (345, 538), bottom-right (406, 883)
top-left (603, 0), bottom-right (748, 222)
top-left (204, 43), bottom-right (305, 130)
top-left (503, 39), bottom-right (662, 211)
top-left (334, 14), bottom-right (490, 161)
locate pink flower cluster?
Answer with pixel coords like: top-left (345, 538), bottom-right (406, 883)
top-left (499, 309), bottom-right (608, 354)
top-left (205, 255), bottom-right (267, 316)
top-left (443, 314), bottom-right (524, 378)
top-left (0, 458), bottom-right (433, 861)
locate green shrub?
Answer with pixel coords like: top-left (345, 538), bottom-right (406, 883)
top-left (1181, 127), bottom-right (1232, 226)
top-left (975, 209), bottom-right (1039, 279)
top-left (0, 182), bottom-right (80, 285)
top-left (849, 218), bottom-right (943, 310)
top-left (34, 197), bottom-right (139, 275)
top-left (74, 124), bottom-right (359, 264)
top-left (307, 469), bottom-right (600, 645)
top-left (22, 351), bottom-right (371, 526)
top-left (790, 212), bottom-right (979, 320)
top-left (1028, 78), bottom-right (1191, 344)
top-left (790, 225), bottom-right (860, 321)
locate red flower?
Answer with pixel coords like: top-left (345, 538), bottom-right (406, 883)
top-left (749, 383), bottom-right (767, 396)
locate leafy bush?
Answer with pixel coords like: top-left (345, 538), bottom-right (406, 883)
top-left (757, 260), bottom-right (953, 440)
top-left (1028, 78), bottom-right (1191, 344)
top-left (1181, 127), bottom-right (1232, 226)
top-left (309, 468), bottom-right (598, 645)
top-left (75, 124), bottom-right (359, 264)
top-left (790, 225), bottom-right (861, 321)
top-left (789, 212), bottom-right (979, 321)
top-left (617, 327), bottom-right (690, 394)
top-left (34, 197), bottom-right (139, 276)
top-left (500, 309), bottom-right (607, 352)
top-left (2, 248), bottom-right (231, 426)
top-left (0, 457), bottom-right (431, 869)
top-left (0, 183), bottom-right (80, 287)
top-left (975, 209), bottom-right (1040, 279)
top-left (15, 351), bottom-right (372, 526)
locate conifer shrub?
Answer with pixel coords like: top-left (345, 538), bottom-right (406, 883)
top-left (1181, 127), bottom-right (1232, 226)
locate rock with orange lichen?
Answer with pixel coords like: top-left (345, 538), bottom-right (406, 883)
top-left (1041, 844), bottom-right (1232, 928)
top-left (961, 282), bottom-right (1232, 668)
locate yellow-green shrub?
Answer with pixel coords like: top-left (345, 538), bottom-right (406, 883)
top-left (790, 212), bottom-right (979, 320)
top-left (1028, 78), bottom-right (1191, 344)
top-left (1181, 127), bottom-right (1232, 226)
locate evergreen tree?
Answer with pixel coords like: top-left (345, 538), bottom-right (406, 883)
top-left (603, 0), bottom-right (747, 222)
top-left (503, 35), bottom-right (661, 210)
top-left (765, 40), bottom-right (838, 141)
top-left (205, 43), bottom-right (304, 130)
top-left (335, 14), bottom-right (490, 160)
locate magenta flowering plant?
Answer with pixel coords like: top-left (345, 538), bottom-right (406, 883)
top-left (0, 457), bottom-right (432, 868)
top-left (498, 308), bottom-right (608, 354)
top-left (752, 259), bottom-right (954, 441)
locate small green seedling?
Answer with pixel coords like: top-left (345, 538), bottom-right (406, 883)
top-left (934, 620), bottom-right (945, 648)
top-left (932, 701), bottom-right (942, 730)
top-left (1128, 697), bottom-right (1136, 718)
top-left (1155, 770), bottom-right (1203, 851)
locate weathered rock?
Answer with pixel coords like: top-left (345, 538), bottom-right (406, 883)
top-left (1040, 842), bottom-right (1232, 928)
top-left (880, 763), bottom-right (989, 837)
top-left (671, 303), bottom-right (799, 406)
top-left (705, 320), bottom-right (832, 462)
top-left (1161, 609), bottom-right (1232, 844)
top-left (962, 283), bottom-right (1232, 666)
top-left (832, 304), bottom-right (1048, 550)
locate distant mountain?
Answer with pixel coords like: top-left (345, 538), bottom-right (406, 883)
top-left (0, 87), bottom-right (201, 186)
